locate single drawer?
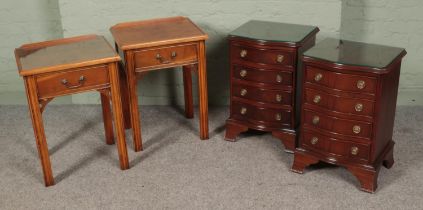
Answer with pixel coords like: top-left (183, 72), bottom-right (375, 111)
top-left (301, 130), bottom-right (371, 161)
top-left (304, 88), bottom-right (375, 117)
top-left (303, 109), bottom-right (372, 139)
top-left (134, 43), bottom-right (197, 70)
top-left (231, 44), bottom-right (294, 67)
top-left (306, 67), bottom-right (377, 94)
top-left (36, 65), bottom-right (110, 99)
top-left (231, 101), bottom-right (291, 127)
top-left (232, 83), bottom-right (292, 105)
top-left (232, 65), bottom-right (293, 86)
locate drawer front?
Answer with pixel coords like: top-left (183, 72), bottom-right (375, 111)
top-left (134, 44), bottom-right (197, 69)
top-left (301, 130), bottom-right (371, 161)
top-left (232, 84), bottom-right (292, 105)
top-left (233, 65), bottom-right (293, 86)
top-left (306, 67), bottom-right (377, 94)
top-left (304, 88), bottom-right (375, 117)
top-left (231, 45), bottom-right (294, 67)
top-left (36, 65), bottom-right (110, 99)
top-left (232, 101), bottom-right (291, 126)
top-left (304, 109), bottom-right (372, 139)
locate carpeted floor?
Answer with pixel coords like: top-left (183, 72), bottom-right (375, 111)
top-left (0, 105), bottom-right (422, 209)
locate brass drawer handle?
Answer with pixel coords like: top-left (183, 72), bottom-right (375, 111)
top-left (276, 55), bottom-right (284, 63)
top-left (276, 74), bottom-right (283, 83)
top-left (240, 50), bottom-right (247, 58)
top-left (353, 125), bottom-right (361, 134)
top-left (313, 95), bottom-right (321, 104)
top-left (311, 137), bottom-right (318, 145)
top-left (312, 116), bottom-right (320, 125)
top-left (61, 76), bottom-right (85, 89)
top-left (276, 94), bottom-right (282, 102)
top-left (357, 80), bottom-right (366, 89)
top-left (240, 89), bottom-right (247, 96)
top-left (155, 52), bottom-right (177, 64)
top-left (275, 113), bottom-right (282, 121)
top-left (171, 51), bottom-right (177, 58)
top-left (240, 70), bottom-right (247, 77)
top-left (240, 107), bottom-right (247, 115)
top-left (351, 147), bottom-right (359, 155)
top-left (314, 73), bottom-right (323, 82)
top-left (355, 103), bottom-right (363, 112)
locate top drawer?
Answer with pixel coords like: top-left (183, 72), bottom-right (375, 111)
top-left (231, 44), bottom-right (294, 67)
top-left (306, 67), bottom-right (378, 94)
top-left (134, 43), bottom-right (197, 70)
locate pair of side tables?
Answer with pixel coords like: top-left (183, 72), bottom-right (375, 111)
top-left (15, 16), bottom-right (406, 193)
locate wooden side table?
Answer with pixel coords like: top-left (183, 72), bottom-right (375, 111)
top-left (110, 16), bottom-right (209, 152)
top-left (14, 35), bottom-right (129, 187)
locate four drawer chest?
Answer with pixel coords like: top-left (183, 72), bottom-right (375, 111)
top-left (291, 38), bottom-right (407, 192)
top-left (224, 20), bottom-right (319, 152)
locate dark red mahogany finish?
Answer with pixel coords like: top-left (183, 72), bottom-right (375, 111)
top-left (291, 38), bottom-right (407, 193)
top-left (224, 20), bottom-right (319, 152)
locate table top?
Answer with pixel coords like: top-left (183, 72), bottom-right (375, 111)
top-left (15, 35), bottom-right (120, 76)
top-left (304, 38), bottom-right (407, 69)
top-left (229, 20), bottom-right (319, 44)
top-left (110, 16), bottom-right (208, 50)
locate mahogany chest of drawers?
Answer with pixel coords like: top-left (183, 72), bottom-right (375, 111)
top-left (224, 20), bottom-right (319, 152)
top-left (291, 38), bottom-right (407, 193)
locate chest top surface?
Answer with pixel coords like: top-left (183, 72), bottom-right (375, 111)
top-left (15, 35), bottom-right (120, 76)
top-left (229, 20), bottom-right (319, 45)
top-left (110, 16), bottom-right (208, 50)
top-left (304, 38), bottom-right (406, 70)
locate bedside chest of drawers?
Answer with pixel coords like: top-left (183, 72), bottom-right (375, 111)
top-left (224, 20), bottom-right (319, 152)
top-left (291, 38), bottom-right (407, 193)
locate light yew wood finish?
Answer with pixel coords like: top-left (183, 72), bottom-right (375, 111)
top-left (110, 16), bottom-right (209, 152)
top-left (15, 35), bottom-right (129, 187)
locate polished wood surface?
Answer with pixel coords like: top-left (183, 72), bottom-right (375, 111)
top-left (225, 21), bottom-right (319, 152)
top-left (292, 38), bottom-right (407, 193)
top-left (15, 35), bottom-right (129, 187)
top-left (111, 17), bottom-right (209, 152)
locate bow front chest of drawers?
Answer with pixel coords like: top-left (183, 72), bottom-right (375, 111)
top-left (291, 38), bottom-right (407, 193)
top-left (224, 20), bottom-right (319, 152)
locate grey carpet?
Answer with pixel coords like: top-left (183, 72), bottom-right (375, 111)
top-left (0, 105), bottom-right (422, 210)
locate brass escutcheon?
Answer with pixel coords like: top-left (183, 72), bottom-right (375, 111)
top-left (240, 50), bottom-right (247, 58)
top-left (240, 70), bottom-right (247, 77)
top-left (240, 89), bottom-right (247, 96)
top-left (240, 107), bottom-right (247, 115)
top-left (314, 73), bottom-right (323, 82)
top-left (311, 137), bottom-right (318, 145)
top-left (312, 116), bottom-right (320, 125)
top-left (353, 125), bottom-right (361, 134)
top-left (276, 54), bottom-right (284, 63)
top-left (357, 80), bottom-right (366, 89)
top-left (351, 146), bottom-right (359, 155)
top-left (355, 103), bottom-right (363, 112)
top-left (313, 95), bottom-right (321, 104)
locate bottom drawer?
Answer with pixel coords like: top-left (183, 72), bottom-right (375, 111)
top-left (231, 101), bottom-right (291, 128)
top-left (301, 129), bottom-right (371, 162)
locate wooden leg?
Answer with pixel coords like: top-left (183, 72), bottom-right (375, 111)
top-left (197, 41), bottom-right (209, 140)
top-left (291, 150), bottom-right (319, 174)
top-left (182, 65), bottom-right (194, 119)
top-left (272, 130), bottom-right (296, 153)
top-left (119, 62), bottom-right (132, 129)
top-left (100, 91), bottom-right (114, 145)
top-left (24, 77), bottom-right (55, 186)
top-left (125, 51), bottom-right (143, 151)
top-left (347, 166), bottom-right (379, 193)
top-left (224, 119), bottom-right (248, 142)
top-left (108, 62), bottom-right (130, 170)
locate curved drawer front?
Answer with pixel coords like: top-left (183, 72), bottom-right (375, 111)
top-left (306, 67), bottom-right (377, 94)
top-left (134, 44), bottom-right (197, 70)
top-left (231, 44), bottom-right (294, 67)
top-left (301, 130), bottom-right (371, 161)
top-left (233, 65), bottom-right (293, 86)
top-left (231, 101), bottom-right (291, 127)
top-left (303, 109), bottom-right (372, 139)
top-left (304, 88), bottom-right (375, 117)
top-left (232, 84), bottom-right (292, 105)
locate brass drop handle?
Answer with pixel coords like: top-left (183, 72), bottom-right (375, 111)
top-left (275, 113), bottom-right (282, 121)
top-left (357, 80), bottom-right (366, 89)
top-left (240, 70), bottom-right (247, 77)
top-left (156, 52), bottom-right (177, 64)
top-left (351, 147), bottom-right (359, 155)
top-left (61, 76), bottom-right (85, 89)
top-left (314, 73), bottom-right (323, 82)
top-left (313, 95), bottom-right (321, 104)
top-left (311, 137), bottom-right (318, 145)
top-left (276, 94), bottom-right (282, 102)
top-left (353, 125), bottom-right (361, 134)
top-left (276, 55), bottom-right (284, 63)
top-left (276, 74), bottom-right (283, 83)
top-left (355, 103), bottom-right (363, 112)
top-left (312, 116), bottom-right (320, 125)
top-left (240, 107), bottom-right (247, 115)
top-left (171, 51), bottom-right (177, 58)
top-left (240, 50), bottom-right (247, 58)
top-left (240, 89), bottom-right (247, 96)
